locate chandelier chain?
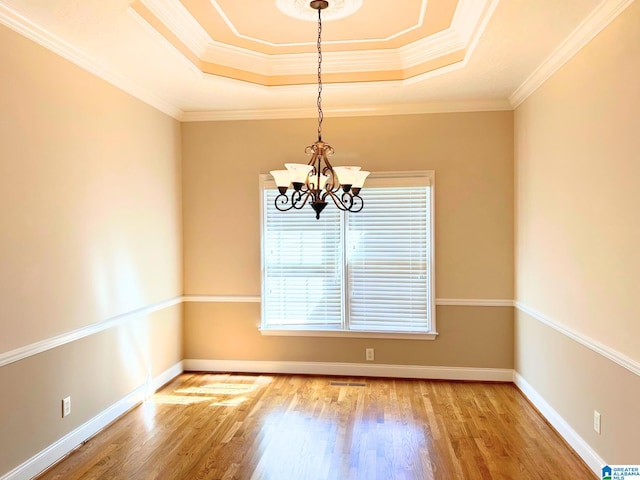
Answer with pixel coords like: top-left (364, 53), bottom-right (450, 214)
top-left (316, 6), bottom-right (323, 142)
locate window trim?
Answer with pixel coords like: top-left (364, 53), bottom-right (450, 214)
top-left (259, 170), bottom-right (436, 340)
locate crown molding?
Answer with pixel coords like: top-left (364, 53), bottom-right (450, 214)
top-left (451, 0), bottom-right (493, 40)
top-left (140, 0), bottom-right (211, 57)
top-left (181, 99), bottom-right (513, 122)
top-left (400, 0), bottom-right (499, 68)
top-left (136, 0), bottom-right (491, 78)
top-left (509, 0), bottom-right (635, 108)
top-left (201, 45), bottom-right (402, 77)
top-left (268, 49), bottom-right (402, 75)
top-left (0, 1), bottom-right (184, 120)
top-left (200, 40), bottom-right (272, 73)
top-left (399, 27), bottom-right (465, 68)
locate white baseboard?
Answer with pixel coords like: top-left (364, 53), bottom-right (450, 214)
top-left (0, 361), bottom-right (184, 480)
top-left (183, 359), bottom-right (514, 382)
top-left (0, 388), bottom-right (144, 480)
top-left (150, 361), bottom-right (184, 393)
top-left (513, 372), bottom-right (604, 476)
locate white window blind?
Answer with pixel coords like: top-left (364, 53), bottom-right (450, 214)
top-left (263, 189), bottom-right (343, 328)
top-left (347, 186), bottom-right (430, 332)
top-left (261, 171), bottom-right (435, 335)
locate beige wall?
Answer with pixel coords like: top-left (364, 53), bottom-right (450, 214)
top-left (184, 303), bottom-right (513, 367)
top-left (182, 111), bottom-right (514, 367)
top-left (0, 23), bottom-right (182, 475)
top-left (515, 310), bottom-right (640, 464)
top-left (0, 306), bottom-right (182, 474)
top-left (514, 0), bottom-right (639, 363)
top-left (514, 0), bottom-right (640, 465)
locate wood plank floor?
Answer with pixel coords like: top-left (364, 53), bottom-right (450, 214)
top-left (36, 373), bottom-right (595, 480)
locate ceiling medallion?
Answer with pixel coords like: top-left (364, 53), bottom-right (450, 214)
top-left (275, 0), bottom-right (363, 22)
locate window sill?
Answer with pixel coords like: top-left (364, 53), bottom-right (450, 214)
top-left (259, 328), bottom-right (438, 340)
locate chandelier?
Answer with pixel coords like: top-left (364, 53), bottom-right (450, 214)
top-left (270, 0), bottom-right (369, 220)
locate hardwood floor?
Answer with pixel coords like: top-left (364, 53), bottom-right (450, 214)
top-left (36, 373), bottom-right (595, 480)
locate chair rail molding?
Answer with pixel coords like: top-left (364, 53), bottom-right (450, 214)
top-left (515, 301), bottom-right (640, 377)
top-left (0, 296), bottom-right (182, 368)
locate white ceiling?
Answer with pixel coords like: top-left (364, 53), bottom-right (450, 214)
top-left (0, 0), bottom-right (629, 120)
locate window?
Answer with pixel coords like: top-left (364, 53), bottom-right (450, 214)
top-left (260, 171), bottom-right (435, 339)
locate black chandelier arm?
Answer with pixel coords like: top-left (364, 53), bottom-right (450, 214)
top-left (273, 193), bottom-right (295, 211)
top-left (347, 192), bottom-right (364, 213)
top-left (274, 190), bottom-right (310, 212)
top-left (341, 190), bottom-right (355, 209)
top-left (324, 191), bottom-right (348, 212)
top-left (292, 189), bottom-right (311, 209)
top-left (322, 190), bottom-right (364, 213)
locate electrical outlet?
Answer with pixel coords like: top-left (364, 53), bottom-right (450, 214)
top-left (593, 410), bottom-right (601, 434)
top-left (62, 396), bottom-right (71, 418)
top-left (365, 348), bottom-right (374, 361)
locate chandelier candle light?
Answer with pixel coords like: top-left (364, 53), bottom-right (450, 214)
top-left (270, 0), bottom-right (369, 220)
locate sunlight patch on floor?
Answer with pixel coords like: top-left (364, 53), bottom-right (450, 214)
top-left (152, 380), bottom-right (261, 408)
top-left (175, 383), bottom-right (258, 396)
top-left (211, 396), bottom-right (249, 407)
top-left (152, 394), bottom-right (212, 405)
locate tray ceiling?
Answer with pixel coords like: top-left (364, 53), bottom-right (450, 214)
top-left (0, 0), bottom-right (622, 119)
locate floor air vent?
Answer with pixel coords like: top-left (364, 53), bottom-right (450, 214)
top-left (330, 381), bottom-right (367, 387)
